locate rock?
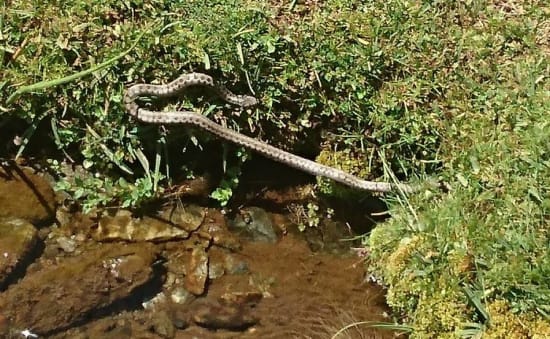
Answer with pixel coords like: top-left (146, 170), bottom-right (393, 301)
top-left (316, 219), bottom-right (357, 255)
top-left (256, 185), bottom-right (315, 205)
top-left (0, 218), bottom-right (39, 289)
top-left (0, 164), bottom-right (56, 224)
top-left (200, 208), bottom-right (241, 250)
top-left (224, 256), bottom-right (249, 275)
top-left (95, 209), bottom-right (196, 242)
top-left (191, 299), bottom-right (259, 331)
top-left (55, 236), bottom-right (77, 253)
top-left (229, 207), bottom-right (278, 243)
top-left (0, 243), bottom-right (158, 336)
top-left (170, 287), bottom-right (194, 305)
top-left (169, 175), bottom-right (212, 199)
top-left (207, 246), bottom-right (249, 279)
top-left (170, 311), bottom-right (190, 330)
top-left (141, 292), bottom-right (167, 310)
top-left (184, 247), bottom-right (209, 295)
top-left (55, 206), bottom-right (96, 236)
top-left (219, 291), bottom-right (263, 307)
top-left (301, 218), bottom-right (358, 255)
top-left (207, 260), bottom-right (225, 280)
top-left (158, 204), bottom-right (206, 233)
top-left (151, 310), bottom-right (175, 338)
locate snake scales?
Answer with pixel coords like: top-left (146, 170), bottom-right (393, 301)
top-left (124, 72), bottom-right (423, 193)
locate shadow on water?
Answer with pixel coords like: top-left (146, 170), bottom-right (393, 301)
top-left (45, 260), bottom-right (168, 337)
top-left (0, 239), bottom-right (45, 292)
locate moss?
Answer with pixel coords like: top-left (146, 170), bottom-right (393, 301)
top-left (412, 293), bottom-right (469, 338)
top-left (315, 148), bottom-right (373, 196)
top-left (485, 300), bottom-right (550, 339)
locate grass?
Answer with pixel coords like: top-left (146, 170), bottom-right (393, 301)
top-left (1, 0), bottom-right (549, 337)
top-left (363, 1), bottom-right (550, 337)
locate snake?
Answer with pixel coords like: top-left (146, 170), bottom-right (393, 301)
top-left (123, 72), bottom-right (424, 193)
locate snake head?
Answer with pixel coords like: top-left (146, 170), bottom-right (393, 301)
top-left (239, 95), bottom-right (258, 107)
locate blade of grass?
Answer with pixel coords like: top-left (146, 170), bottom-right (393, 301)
top-left (458, 322), bottom-right (485, 338)
top-left (6, 31), bottom-right (146, 105)
top-left (133, 147), bottom-right (150, 178)
top-left (154, 138), bottom-right (163, 193)
top-left (463, 285), bottom-right (490, 324)
top-left (86, 124), bottom-right (134, 175)
top-left (15, 113), bottom-right (46, 159)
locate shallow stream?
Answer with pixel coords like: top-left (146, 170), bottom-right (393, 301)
top-left (0, 161), bottom-right (398, 338)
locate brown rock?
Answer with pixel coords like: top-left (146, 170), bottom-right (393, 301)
top-left (0, 164), bottom-right (56, 224)
top-left (95, 209), bottom-right (191, 242)
top-left (150, 310), bottom-right (175, 338)
top-left (168, 175), bottom-right (212, 199)
top-left (230, 207), bottom-right (278, 243)
top-left (200, 208), bottom-right (241, 251)
top-left (184, 247), bottom-right (209, 296)
top-left (0, 218), bottom-right (38, 289)
top-left (257, 185), bottom-right (314, 205)
top-left (219, 291), bottom-right (263, 307)
top-left (207, 246), bottom-right (249, 280)
top-left (158, 204), bottom-right (205, 233)
top-left (191, 299), bottom-right (259, 331)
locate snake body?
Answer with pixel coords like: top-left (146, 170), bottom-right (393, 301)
top-left (124, 72), bottom-right (420, 193)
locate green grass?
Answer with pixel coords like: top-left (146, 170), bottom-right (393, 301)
top-left (1, 0), bottom-right (549, 337)
top-left (363, 1), bottom-right (550, 337)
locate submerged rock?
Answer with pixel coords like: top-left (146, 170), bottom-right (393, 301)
top-left (150, 310), bottom-right (176, 338)
top-left (170, 287), bottom-right (194, 305)
top-left (0, 218), bottom-right (39, 289)
top-left (95, 208), bottom-right (202, 242)
top-left (159, 204), bottom-right (206, 233)
top-left (0, 243), bottom-right (158, 336)
top-left (184, 247), bottom-right (209, 296)
top-left (200, 208), bottom-right (241, 251)
top-left (0, 164), bottom-right (56, 224)
top-left (219, 291), bottom-right (263, 307)
top-left (191, 299), bottom-right (259, 331)
top-left (55, 236), bottom-right (77, 253)
top-left (229, 207), bottom-right (278, 243)
top-left (207, 246), bottom-right (249, 279)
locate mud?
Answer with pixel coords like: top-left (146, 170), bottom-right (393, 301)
top-left (0, 243), bottom-right (158, 336)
